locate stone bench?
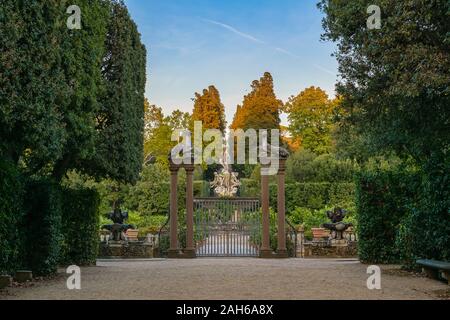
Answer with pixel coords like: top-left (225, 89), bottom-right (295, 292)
top-left (416, 259), bottom-right (450, 285)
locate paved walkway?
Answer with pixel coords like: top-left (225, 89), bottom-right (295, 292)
top-left (1, 258), bottom-right (448, 300)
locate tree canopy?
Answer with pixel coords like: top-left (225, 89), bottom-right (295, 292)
top-left (192, 85), bottom-right (226, 133)
top-left (0, 0), bottom-right (147, 184)
top-left (286, 86), bottom-right (336, 155)
top-left (231, 72), bottom-right (282, 130)
top-left (318, 0), bottom-right (450, 165)
top-left (89, 0), bottom-right (147, 183)
top-left (144, 100), bottom-right (191, 165)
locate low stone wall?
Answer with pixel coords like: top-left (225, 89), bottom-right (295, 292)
top-left (99, 241), bottom-right (154, 259)
top-left (303, 240), bottom-right (358, 258)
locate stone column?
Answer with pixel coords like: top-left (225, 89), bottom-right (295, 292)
top-left (168, 164), bottom-right (179, 258)
top-left (260, 165), bottom-right (272, 258)
top-left (184, 165), bottom-right (196, 258)
top-left (276, 158), bottom-right (288, 257)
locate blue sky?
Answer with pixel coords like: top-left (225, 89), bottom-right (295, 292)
top-left (124, 0), bottom-right (338, 125)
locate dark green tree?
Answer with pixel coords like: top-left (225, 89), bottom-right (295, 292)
top-left (319, 0), bottom-right (450, 262)
top-left (318, 0), bottom-right (449, 163)
top-left (86, 0), bottom-right (147, 183)
top-left (0, 1), bottom-right (146, 184)
top-left (0, 1), bottom-right (69, 168)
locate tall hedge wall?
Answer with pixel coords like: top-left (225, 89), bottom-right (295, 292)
top-left (0, 160), bottom-right (25, 274)
top-left (1, 168), bottom-right (102, 275)
top-left (60, 188), bottom-right (100, 266)
top-left (22, 179), bottom-right (63, 276)
top-left (355, 166), bottom-right (450, 266)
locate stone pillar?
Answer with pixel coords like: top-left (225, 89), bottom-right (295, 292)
top-left (184, 165), bottom-right (196, 258)
top-left (276, 157), bottom-right (288, 257)
top-left (168, 164), bottom-right (179, 258)
top-left (260, 165), bottom-right (272, 258)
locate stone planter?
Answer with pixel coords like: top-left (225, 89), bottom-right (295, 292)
top-left (0, 275), bottom-right (12, 289)
top-left (14, 270), bottom-right (32, 283)
top-left (311, 228), bottom-right (329, 240)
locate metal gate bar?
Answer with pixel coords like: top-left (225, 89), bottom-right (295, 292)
top-left (194, 198), bottom-right (261, 257)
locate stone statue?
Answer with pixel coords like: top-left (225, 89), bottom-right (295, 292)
top-left (210, 138), bottom-right (241, 197)
top-left (322, 207), bottom-right (352, 240)
top-left (102, 207), bottom-right (135, 241)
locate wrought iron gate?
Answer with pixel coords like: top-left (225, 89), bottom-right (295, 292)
top-left (194, 198), bottom-right (261, 257)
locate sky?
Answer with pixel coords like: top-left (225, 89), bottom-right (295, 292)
top-left (124, 0), bottom-right (338, 125)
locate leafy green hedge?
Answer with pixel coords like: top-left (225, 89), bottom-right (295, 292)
top-left (0, 160), bottom-right (25, 274)
top-left (269, 182), bottom-right (355, 212)
top-left (355, 168), bottom-right (420, 264)
top-left (60, 188), bottom-right (100, 266)
top-left (396, 160), bottom-right (450, 267)
top-left (22, 179), bottom-right (63, 276)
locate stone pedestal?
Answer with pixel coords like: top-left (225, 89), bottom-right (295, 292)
top-left (303, 240), bottom-right (357, 258)
top-left (259, 249), bottom-right (274, 259)
top-left (99, 241), bottom-right (154, 259)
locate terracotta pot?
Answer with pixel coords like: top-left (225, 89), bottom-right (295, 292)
top-left (311, 228), bottom-right (329, 239)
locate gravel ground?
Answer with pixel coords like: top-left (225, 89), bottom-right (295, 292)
top-left (1, 258), bottom-right (448, 300)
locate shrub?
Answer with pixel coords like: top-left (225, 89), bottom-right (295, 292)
top-left (22, 179), bottom-right (63, 276)
top-left (286, 150), bottom-right (356, 183)
top-left (287, 207), bottom-right (329, 239)
top-left (60, 188), bottom-right (100, 266)
top-left (0, 160), bottom-right (25, 274)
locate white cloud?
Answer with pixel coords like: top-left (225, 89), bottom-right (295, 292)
top-left (202, 19), bottom-right (266, 44)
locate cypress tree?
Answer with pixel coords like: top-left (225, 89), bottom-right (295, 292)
top-left (89, 0), bottom-right (147, 183)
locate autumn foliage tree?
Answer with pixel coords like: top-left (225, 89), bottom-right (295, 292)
top-left (192, 85), bottom-right (226, 133)
top-left (231, 72), bottom-right (282, 130)
top-left (286, 86), bottom-right (336, 155)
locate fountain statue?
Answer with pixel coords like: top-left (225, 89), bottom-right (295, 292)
top-left (210, 138), bottom-right (241, 197)
top-left (322, 207), bottom-right (353, 240)
top-left (102, 207), bottom-right (135, 241)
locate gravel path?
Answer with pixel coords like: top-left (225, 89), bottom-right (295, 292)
top-left (1, 258), bottom-right (448, 300)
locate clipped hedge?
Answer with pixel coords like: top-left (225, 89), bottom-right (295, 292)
top-left (0, 160), bottom-right (25, 274)
top-left (239, 178), bottom-right (260, 197)
top-left (22, 179), bottom-right (63, 276)
top-left (355, 169), bottom-right (420, 264)
top-left (194, 180), bottom-right (211, 197)
top-left (269, 182), bottom-right (355, 212)
top-left (60, 188), bottom-right (100, 266)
